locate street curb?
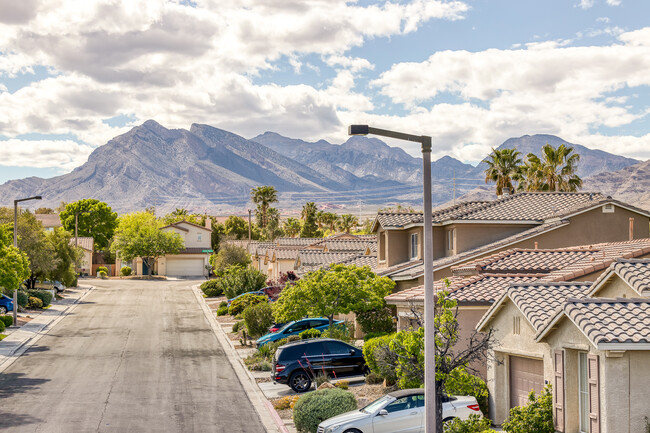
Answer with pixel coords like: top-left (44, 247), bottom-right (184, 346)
top-left (0, 285), bottom-right (95, 374)
top-left (191, 285), bottom-right (287, 433)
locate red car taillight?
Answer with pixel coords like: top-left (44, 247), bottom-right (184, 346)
top-left (269, 327), bottom-right (279, 333)
top-left (275, 364), bottom-right (285, 373)
top-left (467, 404), bottom-right (481, 411)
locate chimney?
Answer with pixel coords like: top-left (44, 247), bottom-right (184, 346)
top-left (205, 217), bottom-right (212, 230)
top-left (629, 218), bottom-right (634, 241)
top-left (534, 241), bottom-right (538, 249)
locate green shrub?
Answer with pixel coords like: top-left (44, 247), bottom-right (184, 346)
top-left (365, 372), bottom-right (383, 385)
top-left (228, 294), bottom-right (267, 316)
top-left (28, 289), bottom-right (53, 307)
top-left (444, 414), bottom-right (493, 433)
top-left (314, 373), bottom-right (330, 387)
top-left (299, 328), bottom-right (322, 339)
top-left (321, 321), bottom-right (354, 342)
top-left (390, 327), bottom-right (424, 389)
top-left (120, 266), bottom-right (132, 276)
top-left (264, 338), bottom-right (288, 360)
top-left (220, 265), bottom-right (267, 299)
top-left (363, 331), bottom-right (393, 341)
top-left (99, 270), bottom-right (108, 279)
top-left (17, 291), bottom-right (28, 307)
top-left (219, 301), bottom-right (228, 308)
top-left (502, 385), bottom-right (554, 433)
top-left (356, 306), bottom-right (395, 335)
top-left (97, 266), bottom-right (108, 274)
top-left (232, 321), bottom-right (244, 333)
top-left (200, 279), bottom-right (224, 297)
top-left (0, 320), bottom-right (5, 333)
top-left (293, 388), bottom-right (357, 433)
top-left (286, 335), bottom-right (300, 343)
top-left (0, 315), bottom-right (13, 327)
top-left (363, 333), bottom-right (398, 384)
top-left (243, 302), bottom-right (274, 338)
top-left (445, 367), bottom-right (489, 416)
top-left (28, 296), bottom-right (43, 309)
top-left (216, 306), bottom-right (229, 316)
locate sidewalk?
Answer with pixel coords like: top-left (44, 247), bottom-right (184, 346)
top-left (0, 285), bottom-right (93, 373)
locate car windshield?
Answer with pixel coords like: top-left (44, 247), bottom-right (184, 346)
top-left (361, 395), bottom-right (393, 414)
top-left (276, 321), bottom-right (295, 333)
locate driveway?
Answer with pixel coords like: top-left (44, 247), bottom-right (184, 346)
top-left (0, 279), bottom-right (266, 432)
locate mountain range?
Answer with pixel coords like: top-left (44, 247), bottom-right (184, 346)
top-left (0, 120), bottom-right (646, 213)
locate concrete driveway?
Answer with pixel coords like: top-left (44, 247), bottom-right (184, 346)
top-left (0, 278), bottom-right (266, 432)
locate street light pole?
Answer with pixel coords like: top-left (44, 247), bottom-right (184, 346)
top-left (349, 125), bottom-right (437, 432)
top-left (13, 195), bottom-right (42, 324)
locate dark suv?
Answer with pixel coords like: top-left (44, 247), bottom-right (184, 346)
top-left (272, 338), bottom-right (367, 393)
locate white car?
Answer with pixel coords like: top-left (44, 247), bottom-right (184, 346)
top-left (317, 389), bottom-right (483, 433)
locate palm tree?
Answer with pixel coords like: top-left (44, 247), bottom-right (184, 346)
top-left (483, 148), bottom-right (522, 196)
top-left (515, 154), bottom-right (545, 192)
top-left (300, 202), bottom-right (320, 238)
top-left (250, 186), bottom-right (278, 228)
top-left (321, 212), bottom-right (338, 231)
top-left (171, 208), bottom-right (188, 218)
top-left (337, 214), bottom-right (359, 233)
top-left (283, 218), bottom-right (302, 237)
top-left (537, 143), bottom-right (582, 192)
top-left (316, 211), bottom-right (325, 230)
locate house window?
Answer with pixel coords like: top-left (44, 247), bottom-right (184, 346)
top-left (410, 233), bottom-right (418, 259)
top-left (602, 204), bottom-right (615, 213)
top-left (578, 352), bottom-right (589, 432)
top-left (197, 234), bottom-right (202, 241)
top-left (447, 229), bottom-right (455, 251)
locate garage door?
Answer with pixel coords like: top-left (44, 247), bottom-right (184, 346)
top-left (166, 258), bottom-right (205, 276)
top-left (509, 355), bottom-right (544, 409)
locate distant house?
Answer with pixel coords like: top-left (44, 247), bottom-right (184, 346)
top-left (374, 192), bottom-right (650, 290)
top-left (128, 220), bottom-right (212, 277)
top-left (476, 259), bottom-right (650, 432)
top-left (71, 237), bottom-right (94, 275)
top-left (34, 213), bottom-right (62, 232)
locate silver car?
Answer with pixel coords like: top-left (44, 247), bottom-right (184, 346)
top-left (317, 389), bottom-right (483, 433)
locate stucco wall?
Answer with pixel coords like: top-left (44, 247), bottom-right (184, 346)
top-left (454, 223), bottom-right (536, 255)
top-left (163, 223), bottom-right (211, 249)
top-left (593, 276), bottom-right (644, 298)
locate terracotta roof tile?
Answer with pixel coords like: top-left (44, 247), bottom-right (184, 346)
top-left (334, 254), bottom-right (378, 270)
top-left (564, 298), bottom-right (650, 345)
top-left (610, 258), bottom-right (650, 295)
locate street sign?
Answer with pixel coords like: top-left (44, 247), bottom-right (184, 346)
top-left (202, 249), bottom-right (214, 253)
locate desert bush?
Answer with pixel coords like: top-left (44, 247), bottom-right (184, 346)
top-left (28, 296), bottom-right (43, 309)
top-left (232, 321), bottom-right (244, 333)
top-left (321, 322), bottom-right (354, 342)
top-left (200, 279), bottom-right (224, 297)
top-left (365, 372), bottom-right (383, 385)
top-left (299, 328), bottom-right (322, 340)
top-left (286, 335), bottom-right (300, 343)
top-left (444, 414), bottom-right (493, 433)
top-left (120, 266), bottom-right (132, 276)
top-left (0, 315), bottom-right (13, 327)
top-left (363, 333), bottom-right (398, 384)
top-left (502, 385), bottom-right (553, 433)
top-left (356, 305), bottom-right (395, 335)
top-left (335, 380), bottom-right (349, 390)
top-left (28, 289), bottom-right (53, 307)
top-left (293, 388), bottom-right (357, 433)
top-left (216, 306), bottom-right (229, 316)
top-left (0, 320), bottom-right (5, 333)
top-left (99, 270), bottom-right (108, 279)
top-left (445, 366), bottom-right (489, 416)
top-left (97, 266), bottom-right (108, 274)
top-left (210, 244), bottom-right (251, 272)
top-left (228, 293), bottom-right (267, 316)
top-left (243, 302), bottom-right (274, 338)
top-left (219, 265), bottom-right (266, 299)
top-left (273, 395), bottom-right (300, 411)
top-left (314, 373), bottom-right (330, 387)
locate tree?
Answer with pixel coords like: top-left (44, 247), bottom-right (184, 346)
top-left (262, 207), bottom-right (284, 240)
top-left (320, 212), bottom-right (338, 232)
top-left (337, 214), bottom-right (359, 233)
top-left (224, 216), bottom-right (248, 239)
top-left (251, 186), bottom-right (278, 228)
top-left (110, 212), bottom-right (184, 276)
top-left (535, 143), bottom-right (582, 192)
top-left (59, 199), bottom-right (118, 250)
top-left (47, 227), bottom-right (83, 287)
top-left (483, 148), bottom-right (522, 196)
top-left (17, 211), bottom-right (57, 284)
top-left (515, 154), bottom-right (546, 192)
top-left (0, 225), bottom-right (31, 292)
top-left (300, 202), bottom-right (321, 238)
top-left (283, 217), bottom-right (301, 237)
top-left (210, 243), bottom-right (251, 272)
top-left (272, 264), bottom-right (394, 327)
top-left (35, 207), bottom-right (55, 214)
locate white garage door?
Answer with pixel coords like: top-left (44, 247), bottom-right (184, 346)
top-left (166, 258), bottom-right (205, 276)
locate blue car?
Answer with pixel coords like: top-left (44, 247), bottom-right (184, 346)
top-left (256, 318), bottom-right (344, 347)
top-left (0, 294), bottom-right (14, 314)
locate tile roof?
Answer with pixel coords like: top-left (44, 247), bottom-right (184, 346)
top-left (71, 237), bottom-right (94, 251)
top-left (453, 249), bottom-right (594, 275)
top-left (254, 242), bottom-right (276, 256)
top-left (605, 258), bottom-right (650, 295)
top-left (276, 237), bottom-right (323, 246)
top-left (380, 220), bottom-right (570, 280)
top-left (384, 274), bottom-right (545, 305)
top-left (334, 254), bottom-right (378, 270)
top-left (507, 282), bottom-right (593, 333)
top-left (563, 298), bottom-right (650, 346)
top-left (315, 238), bottom-right (377, 252)
top-left (273, 248), bottom-right (304, 260)
top-left (34, 214), bottom-right (62, 228)
top-left (295, 251), bottom-right (358, 273)
top-left (161, 220), bottom-right (212, 232)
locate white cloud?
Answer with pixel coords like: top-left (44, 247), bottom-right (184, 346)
top-left (0, 139), bottom-right (93, 169)
top-left (578, 0), bottom-right (594, 9)
top-left (606, 0), bottom-right (621, 6)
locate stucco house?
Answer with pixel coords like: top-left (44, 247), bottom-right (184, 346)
top-left (374, 192), bottom-right (650, 290)
top-left (476, 258), bottom-right (650, 432)
top-left (128, 220), bottom-right (212, 277)
top-left (72, 236), bottom-right (94, 275)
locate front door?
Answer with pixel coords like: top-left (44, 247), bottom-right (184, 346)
top-left (142, 259), bottom-right (149, 276)
top-left (372, 395), bottom-right (423, 433)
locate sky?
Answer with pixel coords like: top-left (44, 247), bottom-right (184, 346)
top-left (1, 0), bottom-right (649, 184)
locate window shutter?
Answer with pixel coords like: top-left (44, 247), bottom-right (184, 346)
top-left (587, 354), bottom-right (600, 433)
top-left (553, 350), bottom-right (565, 432)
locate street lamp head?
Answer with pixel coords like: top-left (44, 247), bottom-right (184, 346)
top-left (34, 196), bottom-right (42, 200)
top-left (348, 125), bottom-right (369, 136)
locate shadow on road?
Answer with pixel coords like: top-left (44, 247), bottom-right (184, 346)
top-left (20, 345), bottom-right (50, 355)
top-left (0, 372), bottom-right (51, 400)
top-left (0, 410), bottom-right (42, 428)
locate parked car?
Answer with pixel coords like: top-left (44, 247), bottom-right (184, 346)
top-left (34, 280), bottom-right (66, 293)
top-left (257, 318), bottom-right (344, 347)
top-left (317, 388), bottom-right (483, 432)
top-left (272, 338), bottom-right (366, 393)
top-left (268, 322), bottom-right (287, 333)
top-left (0, 294), bottom-right (14, 314)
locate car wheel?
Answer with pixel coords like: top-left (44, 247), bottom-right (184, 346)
top-left (0, 306), bottom-right (6, 314)
top-left (289, 371), bottom-right (312, 393)
top-left (442, 417), bottom-right (456, 425)
top-left (343, 429), bottom-right (362, 433)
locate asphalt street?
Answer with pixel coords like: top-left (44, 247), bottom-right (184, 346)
top-left (0, 279), bottom-right (266, 432)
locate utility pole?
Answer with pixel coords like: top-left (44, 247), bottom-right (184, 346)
top-left (248, 209), bottom-right (252, 247)
top-left (453, 168), bottom-right (456, 206)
